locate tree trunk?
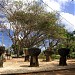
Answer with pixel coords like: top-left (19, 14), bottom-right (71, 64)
top-left (24, 55), bottom-right (29, 61)
top-left (30, 56), bottom-right (39, 67)
top-left (24, 50), bottom-right (29, 61)
top-left (59, 56), bottom-right (67, 66)
top-left (46, 55), bottom-right (51, 62)
top-left (17, 50), bottom-right (19, 58)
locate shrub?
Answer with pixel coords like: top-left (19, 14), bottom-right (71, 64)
top-left (0, 46), bottom-right (5, 56)
top-left (70, 52), bottom-right (75, 58)
top-left (51, 54), bottom-right (60, 59)
top-left (38, 52), bottom-right (45, 59)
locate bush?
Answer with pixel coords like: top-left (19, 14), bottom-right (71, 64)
top-left (70, 52), bottom-right (75, 58)
top-left (39, 52), bottom-right (60, 60)
top-left (43, 50), bottom-right (54, 56)
top-left (0, 46), bottom-right (5, 55)
top-left (38, 52), bottom-right (45, 59)
top-left (51, 54), bottom-right (60, 59)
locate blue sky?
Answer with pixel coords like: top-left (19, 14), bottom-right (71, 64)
top-left (0, 0), bottom-right (75, 48)
top-left (62, 1), bottom-right (74, 15)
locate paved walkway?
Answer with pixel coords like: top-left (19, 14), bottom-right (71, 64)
top-left (0, 58), bottom-right (75, 74)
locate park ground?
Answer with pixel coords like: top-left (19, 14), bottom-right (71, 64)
top-left (0, 58), bottom-right (75, 75)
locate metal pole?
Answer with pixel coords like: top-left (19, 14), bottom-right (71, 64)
top-left (2, 31), bottom-right (4, 46)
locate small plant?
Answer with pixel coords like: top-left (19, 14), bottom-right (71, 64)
top-left (70, 52), bottom-right (75, 58)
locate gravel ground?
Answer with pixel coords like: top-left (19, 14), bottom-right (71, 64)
top-left (0, 58), bottom-right (75, 75)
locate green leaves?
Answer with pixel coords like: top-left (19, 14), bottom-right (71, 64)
top-left (8, 1), bottom-right (67, 49)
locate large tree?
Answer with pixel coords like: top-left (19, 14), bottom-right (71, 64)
top-left (1, 1), bottom-right (67, 58)
top-left (8, 2), bottom-right (64, 48)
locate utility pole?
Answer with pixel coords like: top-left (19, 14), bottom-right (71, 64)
top-left (0, 31), bottom-right (4, 46)
top-left (2, 31), bottom-right (4, 46)
top-left (0, 29), bottom-right (4, 46)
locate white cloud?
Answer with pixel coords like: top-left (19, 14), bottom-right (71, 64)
top-left (18, 34), bottom-right (23, 40)
top-left (1, 0), bottom-right (74, 32)
top-left (56, 0), bottom-right (75, 10)
top-left (60, 12), bottom-right (75, 31)
top-left (3, 22), bottom-right (10, 29)
top-left (0, 17), bottom-right (7, 22)
top-left (56, 0), bottom-right (70, 4)
top-left (42, 0), bottom-right (75, 32)
top-left (3, 22), bottom-right (16, 31)
top-left (43, 0), bottom-right (61, 12)
top-left (42, 0), bottom-right (75, 12)
top-left (0, 42), bottom-right (5, 46)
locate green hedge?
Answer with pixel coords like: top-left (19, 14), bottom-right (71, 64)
top-left (51, 54), bottom-right (60, 59)
top-left (70, 52), bottom-right (75, 58)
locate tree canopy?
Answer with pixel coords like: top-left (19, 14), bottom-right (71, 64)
top-left (7, 1), bottom-right (67, 50)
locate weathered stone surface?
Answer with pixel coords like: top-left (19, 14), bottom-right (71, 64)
top-left (58, 48), bottom-right (70, 56)
top-left (28, 48), bottom-right (41, 56)
top-left (0, 46), bottom-right (5, 67)
top-left (58, 48), bottom-right (70, 66)
top-left (28, 48), bottom-right (41, 67)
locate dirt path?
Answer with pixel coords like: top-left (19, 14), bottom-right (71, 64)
top-left (17, 68), bottom-right (75, 75)
top-left (1, 58), bottom-right (75, 75)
